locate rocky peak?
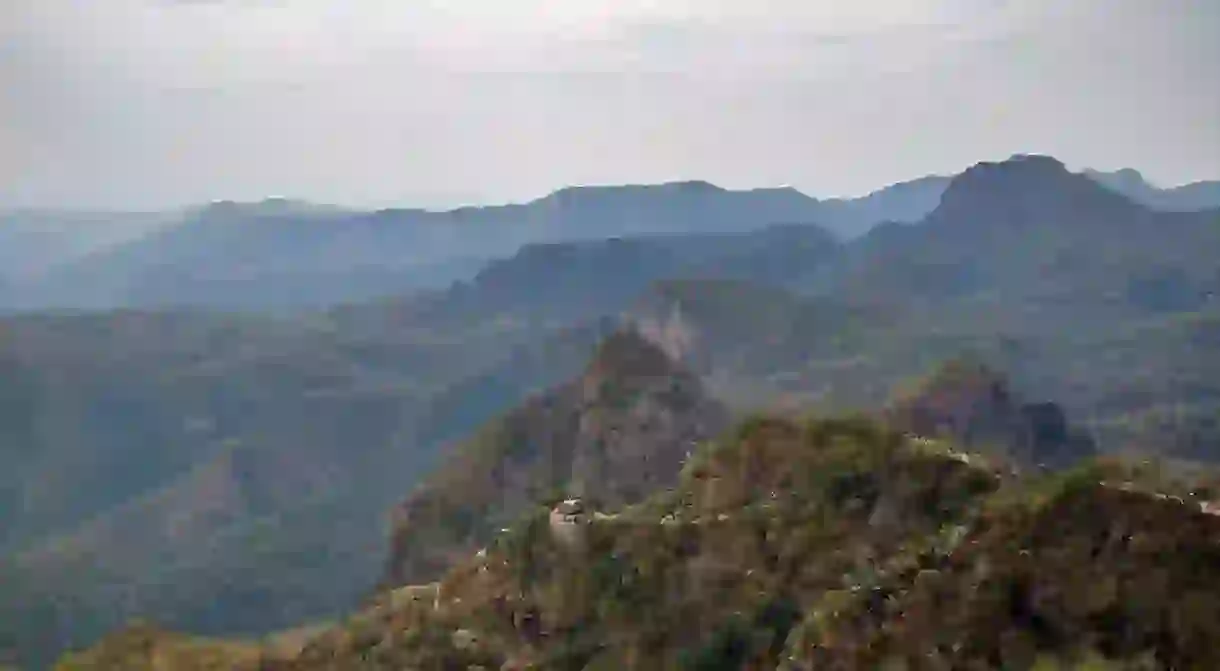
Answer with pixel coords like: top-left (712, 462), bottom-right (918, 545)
top-left (1084, 167), bottom-right (1156, 194)
top-left (571, 328), bottom-right (728, 503)
top-left (928, 153), bottom-right (1137, 230)
top-left (579, 328), bottom-right (687, 396)
top-left (383, 329), bottom-right (729, 586)
top-left (1108, 167), bottom-right (1150, 189)
top-left (885, 360), bottom-right (1096, 469)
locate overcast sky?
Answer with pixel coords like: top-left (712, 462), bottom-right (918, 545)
top-left (3, 0), bottom-right (1218, 210)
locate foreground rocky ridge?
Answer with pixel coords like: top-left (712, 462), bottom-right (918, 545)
top-left (57, 415), bottom-right (1220, 670)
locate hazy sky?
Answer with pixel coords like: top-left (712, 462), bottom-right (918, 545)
top-left (3, 0), bottom-right (1218, 209)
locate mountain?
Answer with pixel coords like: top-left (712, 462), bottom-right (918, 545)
top-left (829, 155), bottom-right (1220, 321)
top-left (0, 307), bottom-right (620, 669)
top-left (382, 328), bottom-right (731, 587)
top-left (1085, 168), bottom-right (1220, 211)
top-left (884, 359), bottom-right (1097, 469)
top-left (817, 174), bottom-right (953, 235)
top-left (425, 223), bottom-right (841, 329)
top-left (816, 155), bottom-right (1219, 452)
top-left (76, 415), bottom-right (1220, 670)
top-left (11, 152), bottom-right (1220, 667)
top-left (783, 458), bottom-right (1220, 669)
top-left (9, 178), bottom-right (938, 311)
top-left (6, 201), bottom-right (488, 311)
top-left (623, 278), bottom-right (901, 409)
top-left (8, 186), bottom-right (821, 311)
top-left (618, 276), bottom-right (1218, 461)
top-left (9, 164), bottom-right (1215, 312)
top-left (928, 154), bottom-right (1140, 229)
top-left (525, 178), bottom-right (944, 240)
top-left (36, 298), bottom-right (1220, 669)
top-left (522, 180), bottom-right (822, 240)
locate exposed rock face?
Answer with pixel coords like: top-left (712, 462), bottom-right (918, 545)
top-left (885, 360), bottom-right (1096, 469)
top-left (620, 300), bottom-right (697, 363)
top-left (383, 329), bottom-right (730, 587)
top-left (547, 498), bottom-right (590, 551)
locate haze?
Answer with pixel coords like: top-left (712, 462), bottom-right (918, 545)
top-left (4, 0), bottom-right (1218, 210)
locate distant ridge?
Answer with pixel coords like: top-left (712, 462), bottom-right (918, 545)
top-left (928, 154), bottom-right (1141, 229)
top-left (1084, 167), bottom-right (1220, 211)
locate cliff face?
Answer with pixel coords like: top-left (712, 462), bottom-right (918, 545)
top-left (382, 329), bottom-right (731, 587)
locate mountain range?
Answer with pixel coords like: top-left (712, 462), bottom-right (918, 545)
top-left (1, 153), bottom-right (1218, 669)
top-left (1084, 168), bottom-right (1220, 211)
top-left (3, 164), bottom-right (1215, 312)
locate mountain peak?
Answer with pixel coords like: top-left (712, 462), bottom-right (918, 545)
top-left (581, 328), bottom-right (682, 387)
top-left (659, 179), bottom-right (724, 192)
top-left (538, 180), bottom-right (727, 204)
top-left (958, 153), bottom-right (1072, 184)
top-left (1112, 167), bottom-right (1146, 181)
top-left (928, 153), bottom-right (1136, 228)
top-left (885, 360), bottom-right (1096, 469)
top-left (383, 326), bottom-right (728, 586)
top-left (1085, 167), bottom-right (1151, 188)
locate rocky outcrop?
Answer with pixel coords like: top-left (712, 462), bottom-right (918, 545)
top-left (383, 329), bottom-right (730, 587)
top-left (885, 360), bottom-right (1096, 469)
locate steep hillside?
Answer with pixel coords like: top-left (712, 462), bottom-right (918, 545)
top-left (816, 174), bottom-right (952, 235)
top-left (177, 415), bottom-right (1220, 671)
top-left (783, 466), bottom-right (1220, 669)
top-left (50, 415), bottom-right (1220, 670)
top-left (624, 277), bottom-right (1218, 464)
top-left (187, 416), bottom-right (1001, 670)
top-left (0, 309), bottom-right (618, 669)
top-left (383, 328), bottom-right (731, 587)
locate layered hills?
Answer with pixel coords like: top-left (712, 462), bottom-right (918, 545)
top-left (1084, 168), bottom-right (1220, 212)
top-left (2, 152), bottom-right (1218, 669)
top-left (59, 412), bottom-right (1220, 670)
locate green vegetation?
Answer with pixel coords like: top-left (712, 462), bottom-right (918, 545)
top-left (9, 157), bottom-right (1220, 667)
top-left (0, 307), bottom-right (608, 669)
top-left (383, 329), bottom-right (729, 588)
top-left (52, 624), bottom-right (263, 671)
top-left (84, 413), bottom-right (1209, 670)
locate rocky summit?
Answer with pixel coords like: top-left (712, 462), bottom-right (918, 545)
top-left (381, 328), bottom-right (731, 588)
